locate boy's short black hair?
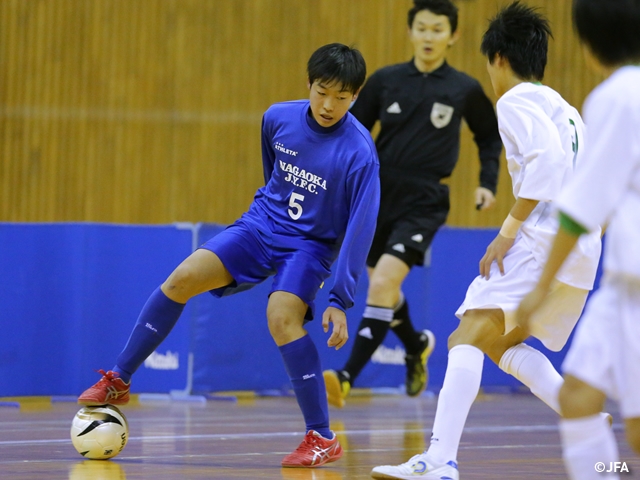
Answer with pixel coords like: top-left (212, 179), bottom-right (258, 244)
top-left (408, 0), bottom-right (459, 33)
top-left (481, 1), bottom-right (552, 81)
top-left (307, 43), bottom-right (366, 94)
top-left (573, 0), bottom-right (640, 67)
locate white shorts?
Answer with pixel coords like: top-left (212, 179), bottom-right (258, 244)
top-left (455, 239), bottom-right (589, 352)
top-left (562, 275), bottom-right (640, 419)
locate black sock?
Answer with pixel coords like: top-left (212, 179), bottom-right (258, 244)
top-left (391, 297), bottom-right (423, 355)
top-left (342, 305), bottom-right (393, 384)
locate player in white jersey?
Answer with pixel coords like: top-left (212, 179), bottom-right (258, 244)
top-left (517, 0), bottom-right (640, 479)
top-left (371, 3), bottom-right (603, 479)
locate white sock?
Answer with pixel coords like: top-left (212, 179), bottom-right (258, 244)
top-left (560, 414), bottom-right (620, 479)
top-left (427, 344), bottom-right (484, 464)
top-left (499, 343), bottom-right (562, 414)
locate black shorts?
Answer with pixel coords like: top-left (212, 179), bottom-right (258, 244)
top-left (366, 182), bottom-right (449, 269)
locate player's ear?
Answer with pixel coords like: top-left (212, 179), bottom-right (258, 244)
top-left (307, 78), bottom-right (312, 90)
top-left (351, 87), bottom-right (362, 102)
top-left (448, 29), bottom-right (460, 47)
top-left (495, 54), bottom-right (509, 69)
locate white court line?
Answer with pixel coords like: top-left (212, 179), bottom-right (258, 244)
top-left (0, 444), bottom-right (562, 465)
top-left (0, 424), bottom-right (566, 447)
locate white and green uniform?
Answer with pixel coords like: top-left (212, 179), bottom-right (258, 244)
top-left (560, 66), bottom-right (640, 418)
top-left (456, 82), bottom-right (601, 351)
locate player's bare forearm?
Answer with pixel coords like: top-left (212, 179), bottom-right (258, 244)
top-left (510, 196), bottom-right (539, 221)
top-left (322, 306), bottom-right (348, 350)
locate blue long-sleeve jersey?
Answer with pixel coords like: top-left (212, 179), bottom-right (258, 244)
top-left (250, 100), bottom-right (380, 312)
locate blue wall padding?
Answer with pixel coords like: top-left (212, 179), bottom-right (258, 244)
top-left (0, 223), bottom-right (193, 396)
top-left (190, 225), bottom-right (602, 393)
top-left (190, 226), bottom-right (511, 393)
top-left (0, 223), bottom-right (602, 396)
top-left (193, 223), bottom-right (459, 393)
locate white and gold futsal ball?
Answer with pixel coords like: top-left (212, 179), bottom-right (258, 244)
top-left (70, 405), bottom-right (129, 459)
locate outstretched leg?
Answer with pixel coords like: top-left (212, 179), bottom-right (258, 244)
top-left (78, 249), bottom-right (233, 405)
top-left (371, 308), bottom-right (503, 480)
top-left (487, 327), bottom-right (566, 414)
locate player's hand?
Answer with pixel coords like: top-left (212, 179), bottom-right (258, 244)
top-left (322, 307), bottom-right (348, 350)
top-left (515, 287), bottom-right (548, 336)
top-left (475, 187), bottom-right (496, 211)
top-left (479, 233), bottom-right (514, 279)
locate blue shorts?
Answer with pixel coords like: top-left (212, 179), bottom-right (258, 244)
top-left (200, 213), bottom-right (335, 320)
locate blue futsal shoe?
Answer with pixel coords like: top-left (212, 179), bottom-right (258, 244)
top-left (371, 452), bottom-right (459, 480)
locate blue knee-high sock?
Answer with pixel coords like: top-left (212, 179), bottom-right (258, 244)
top-left (113, 286), bottom-right (185, 383)
top-left (279, 335), bottom-right (331, 439)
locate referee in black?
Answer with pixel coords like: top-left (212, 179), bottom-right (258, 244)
top-left (323, 0), bottom-right (502, 408)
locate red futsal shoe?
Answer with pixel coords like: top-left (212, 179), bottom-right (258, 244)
top-left (282, 430), bottom-right (343, 468)
top-left (77, 369), bottom-right (130, 406)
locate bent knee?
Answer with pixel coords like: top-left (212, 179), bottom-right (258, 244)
top-left (164, 263), bottom-right (194, 287)
top-left (448, 325), bottom-right (480, 350)
top-left (448, 311), bottom-right (503, 351)
top-left (486, 328), bottom-right (529, 365)
top-left (485, 343), bottom-right (509, 365)
top-left (267, 311), bottom-right (304, 344)
top-left (367, 275), bottom-right (400, 303)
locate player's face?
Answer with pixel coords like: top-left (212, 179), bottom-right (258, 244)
top-left (308, 80), bottom-right (358, 128)
top-left (409, 9), bottom-right (458, 72)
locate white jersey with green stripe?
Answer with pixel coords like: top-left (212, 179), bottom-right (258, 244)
top-left (558, 66), bottom-right (640, 281)
top-left (497, 82), bottom-right (601, 290)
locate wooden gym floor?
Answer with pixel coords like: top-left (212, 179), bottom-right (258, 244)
top-left (1, 392), bottom-right (638, 479)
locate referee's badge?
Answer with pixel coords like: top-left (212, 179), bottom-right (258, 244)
top-left (386, 102), bottom-right (402, 114)
top-left (430, 102), bottom-right (454, 129)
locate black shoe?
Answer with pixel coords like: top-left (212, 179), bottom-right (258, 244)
top-left (405, 330), bottom-right (436, 397)
top-left (323, 370), bottom-right (351, 408)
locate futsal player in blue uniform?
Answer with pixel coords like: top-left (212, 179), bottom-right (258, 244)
top-left (78, 43), bottom-right (380, 468)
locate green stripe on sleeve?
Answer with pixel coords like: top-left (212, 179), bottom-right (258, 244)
top-left (559, 211), bottom-right (588, 236)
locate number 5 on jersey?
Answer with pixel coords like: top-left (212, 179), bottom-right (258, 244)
top-left (288, 192), bottom-right (305, 220)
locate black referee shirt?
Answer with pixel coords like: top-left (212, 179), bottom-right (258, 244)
top-left (350, 60), bottom-right (502, 193)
